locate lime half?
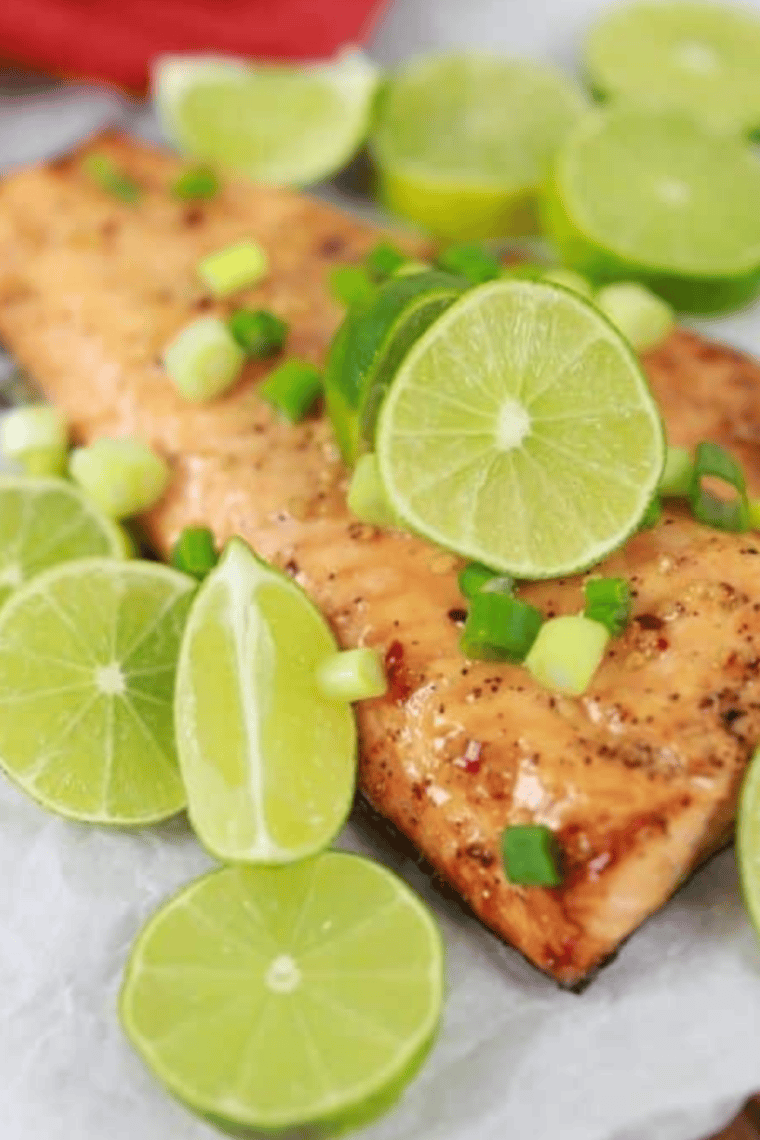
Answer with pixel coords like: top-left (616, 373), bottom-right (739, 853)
top-left (738, 747), bottom-right (760, 941)
top-left (370, 53), bottom-right (587, 239)
top-left (153, 50), bottom-right (380, 186)
top-left (584, 1), bottom-right (760, 137)
top-left (174, 537), bottom-right (356, 864)
top-left (0, 559), bottom-right (194, 824)
top-left (542, 106), bottom-right (760, 313)
top-left (377, 279), bottom-right (664, 578)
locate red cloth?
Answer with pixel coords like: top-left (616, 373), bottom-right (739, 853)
top-left (0, 0), bottom-right (389, 90)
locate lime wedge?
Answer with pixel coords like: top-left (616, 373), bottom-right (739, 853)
top-left (0, 559), bottom-right (194, 824)
top-left (584, 1), bottom-right (760, 137)
top-left (738, 747), bottom-right (760, 941)
top-left (376, 278), bottom-right (665, 579)
top-left (370, 53), bottom-right (587, 240)
top-left (174, 537), bottom-right (356, 863)
top-left (324, 270), bottom-right (465, 464)
top-left (153, 50), bottom-right (380, 186)
top-left (120, 852), bottom-right (444, 1133)
top-left (542, 106), bottom-right (760, 313)
top-left (0, 476), bottom-right (129, 610)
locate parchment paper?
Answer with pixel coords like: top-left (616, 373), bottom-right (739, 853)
top-left (1, 2), bottom-right (759, 1138)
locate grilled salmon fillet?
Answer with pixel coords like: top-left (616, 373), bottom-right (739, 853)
top-left (0, 136), bottom-right (759, 987)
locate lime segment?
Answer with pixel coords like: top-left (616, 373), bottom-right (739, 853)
top-left (174, 537), bottom-right (356, 863)
top-left (0, 476), bottom-right (128, 610)
top-left (0, 558), bottom-right (194, 823)
top-left (377, 279), bottom-right (664, 579)
top-left (739, 747), bottom-right (760, 942)
top-left (584, 1), bottom-right (760, 137)
top-left (120, 852), bottom-right (444, 1133)
top-left (371, 53), bottom-right (587, 239)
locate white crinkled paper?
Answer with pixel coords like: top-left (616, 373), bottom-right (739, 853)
top-left (1, 1), bottom-right (760, 1138)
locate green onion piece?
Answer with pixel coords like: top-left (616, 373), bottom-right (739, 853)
top-left (82, 153), bottom-right (141, 203)
top-left (69, 437), bottom-right (170, 520)
top-left (639, 495), bottom-right (662, 530)
top-left (436, 243), bottom-right (502, 284)
top-left (316, 647), bottom-right (388, 703)
top-left (595, 282), bottom-right (675, 353)
top-left (688, 440), bottom-right (749, 532)
top-left (365, 242), bottom-right (408, 280)
top-left (163, 317), bottom-right (246, 403)
top-left (458, 562), bottom-right (498, 599)
top-left (228, 309), bottom-right (288, 358)
top-left (480, 574), bottom-right (516, 595)
top-left (258, 359), bottom-right (322, 423)
top-left (750, 499), bottom-right (760, 532)
top-left (659, 445), bottom-right (693, 497)
top-left (197, 240), bottom-right (268, 297)
top-left (171, 167), bottom-right (219, 200)
top-left (170, 526), bottom-right (218, 580)
top-left (460, 592), bottom-right (543, 663)
top-left (329, 265), bottom-right (375, 307)
top-left (501, 824), bottom-right (563, 888)
top-left (0, 403), bottom-right (68, 476)
top-left (394, 260), bottom-right (431, 277)
top-left (541, 267), bottom-right (594, 298)
top-left (347, 453), bottom-right (401, 529)
top-left (583, 577), bottom-right (632, 636)
top-left (525, 614), bottom-right (609, 696)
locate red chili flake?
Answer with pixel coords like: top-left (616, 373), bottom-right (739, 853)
top-left (384, 639), bottom-right (413, 704)
top-left (456, 739), bottom-right (481, 773)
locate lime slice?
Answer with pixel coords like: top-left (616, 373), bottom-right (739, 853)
top-left (324, 270), bottom-right (465, 464)
top-left (542, 106), bottom-right (760, 313)
top-left (584, 1), bottom-right (760, 137)
top-left (376, 278), bottom-right (665, 579)
top-left (0, 476), bottom-right (128, 610)
top-left (0, 559), bottom-right (194, 824)
top-left (370, 53), bottom-right (587, 240)
top-left (174, 537), bottom-right (356, 863)
top-left (120, 852), bottom-right (444, 1133)
top-left (738, 747), bottom-right (760, 940)
top-left (153, 50), bottom-right (380, 186)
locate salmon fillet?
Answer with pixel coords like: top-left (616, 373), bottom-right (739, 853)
top-left (0, 136), bottom-right (758, 987)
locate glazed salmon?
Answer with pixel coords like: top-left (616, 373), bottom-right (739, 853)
top-left (0, 136), bottom-right (759, 987)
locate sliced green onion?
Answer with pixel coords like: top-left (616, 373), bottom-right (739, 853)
top-left (329, 265), bottom-right (375, 307)
top-left (258, 359), bottom-right (322, 423)
top-left (171, 167), bottom-right (219, 200)
top-left (458, 561), bottom-right (499, 599)
top-left (197, 240), bottom-right (268, 297)
top-left (460, 592), bottom-right (543, 663)
top-left (750, 499), bottom-right (760, 531)
top-left (501, 824), bottom-right (563, 888)
top-left (365, 242), bottom-right (408, 280)
top-left (436, 243), bottom-right (502, 284)
top-left (347, 453), bottom-right (400, 529)
top-left (595, 282), bottom-right (675, 353)
top-left (0, 403), bottom-right (68, 476)
top-left (639, 495), bottom-right (662, 530)
top-left (525, 614), bottom-right (609, 696)
top-left (228, 309), bottom-right (288, 358)
top-left (688, 440), bottom-right (749, 532)
top-left (69, 437), bottom-right (170, 520)
top-left (170, 526), bottom-right (218, 579)
top-left (480, 574), bottom-right (516, 595)
top-left (316, 647), bottom-right (388, 702)
top-left (82, 153), bottom-right (141, 203)
top-left (393, 260), bottom-right (431, 277)
top-left (541, 267), bottom-right (594, 297)
top-left (583, 577), bottom-right (631, 637)
top-left (163, 317), bottom-right (246, 403)
top-left (659, 445), bottom-right (693, 497)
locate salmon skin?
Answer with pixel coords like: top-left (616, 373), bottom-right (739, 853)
top-left (0, 136), bottom-right (758, 987)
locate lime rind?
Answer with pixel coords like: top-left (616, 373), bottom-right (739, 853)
top-left (738, 746), bottom-right (760, 940)
top-left (119, 853), bottom-right (445, 1132)
top-left (377, 278), bottom-right (665, 579)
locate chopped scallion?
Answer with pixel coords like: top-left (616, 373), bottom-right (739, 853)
top-left (197, 240), bottom-right (268, 297)
top-left (69, 437), bottom-right (169, 520)
top-left (595, 281), bottom-right (675, 353)
top-left (171, 527), bottom-right (218, 580)
top-left (639, 495), bottom-right (662, 529)
top-left (458, 562), bottom-right (498, 599)
top-left (163, 317), bottom-right (246, 403)
top-left (316, 647), bottom-right (388, 703)
top-left (659, 445), bottom-right (693, 497)
top-left (82, 153), bottom-right (141, 203)
top-left (394, 260), bottom-right (431, 277)
top-left (583, 577), bottom-right (631, 636)
top-left (0, 403), bottom-right (68, 476)
top-left (258, 359), bottom-right (322, 423)
top-left (365, 242), bottom-right (408, 280)
top-left (688, 441), bottom-right (749, 532)
top-left (228, 309), bottom-right (288, 358)
top-left (329, 265), bottom-right (375, 307)
top-left (524, 614), bottom-right (609, 696)
top-left (460, 592), bottom-right (543, 663)
top-left (347, 453), bottom-right (400, 529)
top-left (750, 499), bottom-right (760, 532)
top-left (501, 824), bottom-right (563, 888)
top-left (171, 167), bottom-right (219, 200)
top-left (435, 242), bottom-right (502, 284)
top-left (480, 574), bottom-right (516, 595)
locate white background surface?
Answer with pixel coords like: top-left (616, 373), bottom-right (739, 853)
top-left (1, 1), bottom-right (760, 1139)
